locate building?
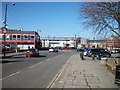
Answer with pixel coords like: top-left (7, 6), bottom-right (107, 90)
top-left (0, 27), bottom-right (41, 51)
top-left (41, 37), bottom-right (89, 48)
top-left (107, 36), bottom-right (120, 49)
top-left (41, 37), bottom-right (77, 48)
top-left (86, 39), bottom-right (106, 48)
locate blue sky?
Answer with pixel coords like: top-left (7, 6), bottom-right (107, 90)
top-left (2, 2), bottom-right (95, 39)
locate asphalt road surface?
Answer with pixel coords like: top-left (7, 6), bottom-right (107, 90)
top-left (2, 50), bottom-right (76, 88)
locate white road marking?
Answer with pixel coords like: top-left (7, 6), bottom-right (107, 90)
top-left (0, 71), bottom-right (20, 80)
top-left (28, 62), bottom-right (43, 69)
top-left (47, 61), bottom-right (68, 88)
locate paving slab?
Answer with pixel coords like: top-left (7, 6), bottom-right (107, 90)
top-left (52, 54), bottom-right (120, 89)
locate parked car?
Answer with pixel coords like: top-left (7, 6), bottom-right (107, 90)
top-left (111, 49), bottom-right (120, 53)
top-left (49, 47), bottom-right (58, 52)
top-left (2, 45), bottom-right (11, 53)
top-left (87, 48), bottom-right (111, 60)
top-left (26, 48), bottom-right (39, 57)
top-left (61, 47), bottom-right (72, 50)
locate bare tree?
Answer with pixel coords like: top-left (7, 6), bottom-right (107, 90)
top-left (80, 2), bottom-right (120, 37)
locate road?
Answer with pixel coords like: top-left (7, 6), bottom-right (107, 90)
top-left (2, 50), bottom-right (76, 88)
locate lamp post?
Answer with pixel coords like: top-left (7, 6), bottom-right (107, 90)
top-left (2, 27), bottom-right (7, 57)
top-left (3, 3), bottom-right (15, 57)
top-left (3, 3), bottom-right (15, 28)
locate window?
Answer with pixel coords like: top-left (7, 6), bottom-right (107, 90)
top-left (30, 36), bottom-right (34, 40)
top-left (17, 35), bottom-right (21, 40)
top-left (12, 35), bottom-right (16, 40)
top-left (6, 34), bottom-right (10, 40)
top-left (24, 35), bottom-right (28, 40)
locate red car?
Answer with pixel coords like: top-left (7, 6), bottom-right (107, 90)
top-left (2, 45), bottom-right (11, 53)
top-left (26, 48), bottom-right (39, 57)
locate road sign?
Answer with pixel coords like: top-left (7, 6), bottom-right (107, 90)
top-left (2, 27), bottom-right (7, 34)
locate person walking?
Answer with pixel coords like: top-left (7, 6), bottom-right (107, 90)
top-left (79, 48), bottom-right (84, 60)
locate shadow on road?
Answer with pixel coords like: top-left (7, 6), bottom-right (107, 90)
top-left (1, 60), bottom-right (23, 64)
top-left (27, 55), bottom-right (46, 58)
top-left (2, 56), bottom-right (25, 59)
top-left (38, 55), bottom-right (46, 57)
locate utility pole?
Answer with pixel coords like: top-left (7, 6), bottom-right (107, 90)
top-left (3, 3), bottom-right (15, 57)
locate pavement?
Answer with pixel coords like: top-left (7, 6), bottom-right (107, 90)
top-left (1, 51), bottom-right (120, 89)
top-left (51, 53), bottom-right (120, 89)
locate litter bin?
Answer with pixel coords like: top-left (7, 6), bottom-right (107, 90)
top-left (115, 64), bottom-right (120, 84)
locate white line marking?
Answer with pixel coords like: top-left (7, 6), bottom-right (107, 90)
top-left (28, 62), bottom-right (43, 69)
top-left (0, 71), bottom-right (20, 80)
top-left (47, 62), bottom-right (68, 88)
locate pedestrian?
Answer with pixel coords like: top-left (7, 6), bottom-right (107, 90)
top-left (79, 48), bottom-right (84, 60)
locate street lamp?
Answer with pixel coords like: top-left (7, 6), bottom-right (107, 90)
top-left (3, 3), bottom-right (15, 57)
top-left (2, 27), bottom-right (7, 57)
top-left (3, 3), bottom-right (15, 28)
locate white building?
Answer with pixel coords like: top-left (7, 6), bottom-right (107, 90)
top-left (41, 37), bottom-right (88, 48)
top-left (41, 37), bottom-right (77, 48)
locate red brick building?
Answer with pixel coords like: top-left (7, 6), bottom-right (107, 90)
top-left (0, 28), bottom-right (41, 51)
top-left (107, 36), bottom-right (120, 49)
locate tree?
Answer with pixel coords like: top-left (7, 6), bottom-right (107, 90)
top-left (80, 2), bottom-right (120, 37)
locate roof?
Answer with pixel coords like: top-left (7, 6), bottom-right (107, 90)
top-left (6, 30), bottom-right (36, 34)
top-left (41, 37), bottom-right (77, 40)
top-left (0, 27), bottom-right (38, 34)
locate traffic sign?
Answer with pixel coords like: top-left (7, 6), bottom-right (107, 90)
top-left (2, 27), bottom-right (7, 34)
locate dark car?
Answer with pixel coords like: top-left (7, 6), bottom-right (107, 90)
top-left (26, 48), bottom-right (39, 57)
top-left (87, 48), bottom-right (111, 60)
top-left (2, 45), bottom-right (11, 53)
top-left (111, 49), bottom-right (120, 53)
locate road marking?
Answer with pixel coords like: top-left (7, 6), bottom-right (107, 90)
top-left (28, 62), bottom-right (43, 69)
top-left (0, 71), bottom-right (20, 80)
top-left (47, 62), bottom-right (68, 88)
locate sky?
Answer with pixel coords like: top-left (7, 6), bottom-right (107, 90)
top-left (2, 2), bottom-right (97, 39)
